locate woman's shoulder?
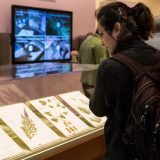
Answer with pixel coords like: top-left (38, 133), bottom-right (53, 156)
top-left (98, 57), bottom-right (131, 78)
top-left (100, 58), bottom-right (125, 71)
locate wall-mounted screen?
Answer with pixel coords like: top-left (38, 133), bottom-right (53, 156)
top-left (12, 5), bottom-right (72, 64)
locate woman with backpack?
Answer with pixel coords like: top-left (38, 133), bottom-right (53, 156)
top-left (89, 2), bottom-right (160, 160)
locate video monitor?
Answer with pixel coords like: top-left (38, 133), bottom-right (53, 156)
top-left (11, 5), bottom-right (72, 64)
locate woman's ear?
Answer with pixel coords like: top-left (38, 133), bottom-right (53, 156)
top-left (112, 22), bottom-right (121, 40)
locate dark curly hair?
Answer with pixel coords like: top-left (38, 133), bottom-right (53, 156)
top-left (96, 2), bottom-right (154, 40)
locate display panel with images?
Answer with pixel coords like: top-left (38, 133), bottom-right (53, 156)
top-left (0, 128), bottom-right (23, 159)
top-left (0, 103), bottom-right (60, 150)
top-left (29, 96), bottom-right (89, 137)
top-left (59, 91), bottom-right (107, 127)
top-left (12, 5), bottom-right (72, 64)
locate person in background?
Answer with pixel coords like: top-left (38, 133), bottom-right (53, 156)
top-left (146, 15), bottom-right (160, 50)
top-left (79, 30), bottom-right (109, 98)
top-left (89, 2), bottom-right (159, 160)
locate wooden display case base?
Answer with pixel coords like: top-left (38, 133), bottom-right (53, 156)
top-left (44, 134), bottom-right (105, 160)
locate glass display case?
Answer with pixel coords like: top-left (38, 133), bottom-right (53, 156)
top-left (0, 62), bottom-right (105, 160)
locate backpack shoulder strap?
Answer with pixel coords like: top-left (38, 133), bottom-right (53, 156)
top-left (112, 53), bottom-right (160, 74)
top-left (111, 53), bottom-right (145, 76)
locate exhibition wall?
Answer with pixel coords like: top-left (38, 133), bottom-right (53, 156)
top-left (0, 0), bottom-right (96, 38)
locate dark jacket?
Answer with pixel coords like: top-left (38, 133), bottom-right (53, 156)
top-left (89, 35), bottom-right (160, 160)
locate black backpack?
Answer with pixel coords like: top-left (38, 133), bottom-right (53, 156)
top-left (112, 53), bottom-right (160, 160)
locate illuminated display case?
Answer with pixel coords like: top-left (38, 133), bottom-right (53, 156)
top-left (0, 62), bottom-right (105, 160)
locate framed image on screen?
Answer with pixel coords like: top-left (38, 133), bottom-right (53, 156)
top-left (11, 5), bottom-right (72, 64)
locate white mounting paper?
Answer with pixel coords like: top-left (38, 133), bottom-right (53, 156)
top-left (59, 91), bottom-right (106, 127)
top-left (0, 127), bottom-right (23, 159)
top-left (29, 96), bottom-right (89, 136)
top-left (0, 103), bottom-right (60, 150)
